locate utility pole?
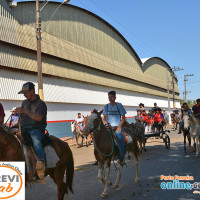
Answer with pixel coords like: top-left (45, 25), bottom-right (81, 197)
top-left (171, 67), bottom-right (183, 108)
top-left (35, 0), bottom-right (70, 101)
top-left (36, 0), bottom-right (43, 100)
top-left (166, 68), bottom-right (171, 124)
top-left (184, 74), bottom-right (194, 103)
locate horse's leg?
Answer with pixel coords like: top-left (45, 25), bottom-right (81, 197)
top-left (193, 138), bottom-right (196, 152)
top-left (84, 136), bottom-right (88, 147)
top-left (184, 133), bottom-right (186, 153)
top-left (188, 134), bottom-right (192, 152)
top-left (101, 160), bottom-right (111, 198)
top-left (98, 161), bottom-right (105, 183)
top-left (142, 138), bottom-right (147, 152)
top-left (49, 168), bottom-right (67, 200)
top-left (134, 156), bottom-right (139, 182)
top-left (196, 136), bottom-right (199, 157)
top-left (113, 160), bottom-right (122, 189)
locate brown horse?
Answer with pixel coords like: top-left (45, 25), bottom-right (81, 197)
top-left (83, 110), bottom-right (141, 198)
top-left (171, 113), bottom-right (180, 130)
top-left (0, 125), bottom-right (74, 200)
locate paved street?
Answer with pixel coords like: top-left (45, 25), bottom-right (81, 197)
top-left (26, 129), bottom-right (200, 200)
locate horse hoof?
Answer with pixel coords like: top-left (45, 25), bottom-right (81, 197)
top-left (113, 184), bottom-right (119, 189)
top-left (100, 193), bottom-right (108, 198)
top-left (135, 179), bottom-right (139, 183)
top-left (108, 181), bottom-right (112, 186)
top-left (144, 148), bottom-right (147, 152)
top-left (64, 194), bottom-right (70, 200)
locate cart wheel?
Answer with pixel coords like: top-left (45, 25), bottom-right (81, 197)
top-left (164, 135), bottom-right (170, 149)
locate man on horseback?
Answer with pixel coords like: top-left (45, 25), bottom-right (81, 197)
top-left (102, 91), bottom-right (126, 162)
top-left (75, 113), bottom-right (84, 131)
top-left (0, 103), bottom-right (5, 125)
top-left (173, 107), bottom-right (180, 121)
top-left (178, 102), bottom-right (192, 134)
top-left (16, 82), bottom-right (47, 181)
top-left (192, 98), bottom-right (200, 120)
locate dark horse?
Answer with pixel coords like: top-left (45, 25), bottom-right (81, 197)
top-left (83, 110), bottom-right (141, 198)
top-left (0, 125), bottom-right (74, 200)
top-left (171, 113), bottom-right (180, 130)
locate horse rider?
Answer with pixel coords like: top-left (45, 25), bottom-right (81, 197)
top-left (16, 82), bottom-right (48, 181)
top-left (102, 90), bottom-right (127, 162)
top-left (173, 107), bottom-right (181, 121)
top-left (192, 98), bottom-right (200, 120)
top-left (152, 108), bottom-right (164, 132)
top-left (178, 102), bottom-right (192, 134)
top-left (75, 113), bottom-right (84, 131)
top-left (0, 103), bottom-right (5, 125)
top-left (9, 107), bottom-right (19, 128)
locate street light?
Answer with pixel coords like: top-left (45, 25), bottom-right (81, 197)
top-left (36, 0), bottom-right (70, 100)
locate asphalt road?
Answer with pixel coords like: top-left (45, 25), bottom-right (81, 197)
top-left (26, 129), bottom-right (200, 200)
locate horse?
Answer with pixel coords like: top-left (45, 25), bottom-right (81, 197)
top-left (188, 115), bottom-right (200, 157)
top-left (0, 125), bottom-right (74, 200)
top-left (171, 113), bottom-right (180, 130)
top-left (182, 115), bottom-right (192, 153)
top-left (129, 122), bottom-right (146, 152)
top-left (82, 109), bottom-right (141, 198)
top-left (71, 117), bottom-right (89, 147)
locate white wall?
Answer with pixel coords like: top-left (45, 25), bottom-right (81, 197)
top-left (0, 69), bottom-right (180, 121)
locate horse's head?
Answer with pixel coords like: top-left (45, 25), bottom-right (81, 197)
top-left (71, 122), bottom-right (76, 133)
top-left (82, 109), bottom-right (103, 136)
top-left (183, 115), bottom-right (190, 131)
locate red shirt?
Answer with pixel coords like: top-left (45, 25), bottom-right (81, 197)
top-left (147, 118), bottom-right (153, 125)
top-left (0, 103), bottom-right (5, 117)
top-left (141, 114), bottom-right (148, 122)
top-left (153, 113), bottom-right (163, 123)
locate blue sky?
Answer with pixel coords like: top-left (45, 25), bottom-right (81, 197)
top-left (16, 0), bottom-right (200, 100)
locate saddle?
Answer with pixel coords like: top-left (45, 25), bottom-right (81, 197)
top-left (106, 126), bottom-right (132, 146)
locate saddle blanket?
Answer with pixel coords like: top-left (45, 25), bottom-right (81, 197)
top-left (112, 131), bottom-right (132, 146)
top-left (23, 144), bottom-right (60, 174)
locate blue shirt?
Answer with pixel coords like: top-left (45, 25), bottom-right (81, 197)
top-left (103, 102), bottom-right (126, 126)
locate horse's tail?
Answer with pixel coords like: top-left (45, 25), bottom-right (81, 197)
top-left (66, 147), bottom-right (74, 194)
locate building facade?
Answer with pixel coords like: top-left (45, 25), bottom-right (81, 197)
top-left (0, 1), bottom-right (180, 137)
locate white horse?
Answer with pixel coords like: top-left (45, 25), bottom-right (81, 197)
top-left (188, 116), bottom-right (200, 157)
top-left (71, 122), bottom-right (88, 147)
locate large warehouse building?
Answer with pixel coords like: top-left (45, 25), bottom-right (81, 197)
top-left (0, 0), bottom-right (180, 137)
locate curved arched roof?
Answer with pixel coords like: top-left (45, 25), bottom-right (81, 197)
top-left (17, 1), bottom-right (142, 65)
top-left (0, 0), bottom-right (179, 99)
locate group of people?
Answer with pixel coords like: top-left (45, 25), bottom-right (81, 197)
top-left (136, 102), bottom-right (167, 133)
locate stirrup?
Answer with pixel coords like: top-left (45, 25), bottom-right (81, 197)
top-left (36, 161), bottom-right (46, 184)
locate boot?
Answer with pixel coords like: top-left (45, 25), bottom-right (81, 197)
top-left (36, 161), bottom-right (46, 184)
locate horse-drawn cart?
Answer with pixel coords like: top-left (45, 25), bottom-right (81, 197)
top-left (143, 130), bottom-right (171, 149)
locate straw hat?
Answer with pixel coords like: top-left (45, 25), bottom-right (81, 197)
top-left (10, 107), bottom-right (17, 112)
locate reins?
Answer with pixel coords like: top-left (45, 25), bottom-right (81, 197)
top-left (92, 119), bottom-right (115, 157)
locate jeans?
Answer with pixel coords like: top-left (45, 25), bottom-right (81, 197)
top-left (28, 129), bottom-right (45, 163)
top-left (115, 130), bottom-right (125, 161)
top-left (180, 120), bottom-right (183, 129)
top-left (78, 123), bottom-right (83, 131)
